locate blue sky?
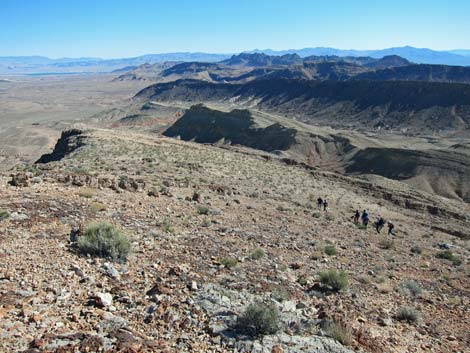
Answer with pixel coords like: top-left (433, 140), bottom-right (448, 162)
top-left (1, 0), bottom-right (470, 58)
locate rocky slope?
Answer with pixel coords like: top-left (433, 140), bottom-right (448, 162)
top-left (1, 128), bottom-right (469, 353)
top-left (346, 147), bottom-right (470, 202)
top-left (355, 64), bottom-right (470, 83)
top-left (134, 78), bottom-right (470, 134)
top-left (160, 105), bottom-right (470, 204)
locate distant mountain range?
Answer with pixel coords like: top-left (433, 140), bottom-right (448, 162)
top-left (114, 53), bottom-right (470, 85)
top-left (247, 46), bottom-right (470, 66)
top-left (0, 53), bottom-right (230, 74)
top-left (2, 46), bottom-right (470, 74)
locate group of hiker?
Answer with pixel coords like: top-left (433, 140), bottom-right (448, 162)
top-left (352, 209), bottom-right (395, 236)
top-left (316, 196), bottom-right (395, 236)
top-left (316, 197), bottom-right (329, 211)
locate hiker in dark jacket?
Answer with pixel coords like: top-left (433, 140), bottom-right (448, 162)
top-left (387, 222), bottom-right (395, 236)
top-left (317, 197), bottom-right (323, 210)
top-left (361, 210), bottom-right (369, 227)
top-left (352, 210), bottom-right (360, 224)
top-left (323, 199), bottom-right (328, 211)
top-left (375, 217), bottom-right (385, 233)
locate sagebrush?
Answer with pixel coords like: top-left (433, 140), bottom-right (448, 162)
top-left (78, 222), bottom-right (131, 262)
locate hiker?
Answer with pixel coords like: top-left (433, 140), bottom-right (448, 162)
top-left (375, 217), bottom-right (385, 234)
top-left (361, 210), bottom-right (369, 227)
top-left (387, 221), bottom-right (395, 236)
top-left (323, 199), bottom-right (328, 212)
top-left (317, 197), bottom-right (323, 210)
top-left (352, 210), bottom-right (360, 224)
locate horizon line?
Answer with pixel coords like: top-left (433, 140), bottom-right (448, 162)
top-left (1, 45), bottom-right (470, 60)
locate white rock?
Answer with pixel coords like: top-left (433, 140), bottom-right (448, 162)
top-left (95, 292), bottom-right (113, 307)
top-left (281, 300), bottom-right (297, 312)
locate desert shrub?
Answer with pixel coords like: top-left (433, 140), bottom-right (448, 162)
top-left (324, 244), bottom-right (337, 256)
top-left (377, 282), bottom-right (393, 294)
top-left (236, 302), bottom-right (280, 337)
top-left (196, 205), bottom-right (210, 215)
top-left (396, 306), bottom-right (420, 323)
top-left (356, 224), bottom-right (367, 230)
top-left (353, 239), bottom-right (365, 248)
top-left (319, 269), bottom-right (348, 292)
top-left (161, 219), bottom-right (174, 233)
top-left (276, 205), bottom-right (290, 212)
top-left (0, 209), bottom-right (9, 220)
top-left (436, 250), bottom-right (453, 260)
top-left (250, 248), bottom-right (265, 260)
top-left (297, 275), bottom-right (308, 286)
top-left (324, 321), bottom-right (353, 346)
top-left (312, 212), bottom-right (321, 218)
top-left (357, 274), bottom-right (371, 284)
top-left (220, 257), bottom-right (238, 269)
top-left (311, 251), bottom-right (323, 260)
top-left (201, 219), bottom-right (212, 227)
top-left (78, 188), bottom-right (95, 198)
top-left (379, 239), bottom-right (394, 250)
top-left (410, 245), bottom-right (422, 254)
top-left (78, 222), bottom-right (131, 262)
top-left (90, 202), bottom-right (106, 212)
top-left (271, 285), bottom-right (290, 302)
top-left (436, 250), bottom-right (462, 266)
top-left (401, 280), bottom-right (422, 297)
top-left (72, 166), bottom-right (89, 174)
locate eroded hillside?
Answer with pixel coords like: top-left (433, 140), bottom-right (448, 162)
top-left (135, 79), bottom-right (470, 134)
top-left (1, 129), bottom-right (469, 352)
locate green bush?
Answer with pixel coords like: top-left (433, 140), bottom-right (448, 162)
top-left (161, 219), bottom-right (174, 233)
top-left (220, 257), bottom-right (238, 269)
top-left (436, 250), bottom-right (462, 266)
top-left (196, 205), bottom-right (210, 215)
top-left (0, 209), bottom-right (9, 220)
top-left (236, 302), bottom-right (280, 337)
top-left (396, 306), bottom-right (420, 323)
top-left (401, 280), bottom-right (422, 297)
top-left (319, 269), bottom-right (348, 292)
top-left (78, 222), bottom-right (131, 262)
top-left (250, 248), bottom-right (265, 260)
top-left (271, 285), bottom-right (290, 302)
top-left (324, 244), bottom-right (337, 256)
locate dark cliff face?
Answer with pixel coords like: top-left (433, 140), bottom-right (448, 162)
top-left (163, 105), bottom-right (297, 152)
top-left (36, 129), bottom-right (85, 164)
top-left (354, 64), bottom-right (470, 83)
top-left (136, 78), bottom-right (470, 110)
top-left (161, 62), bottom-right (221, 77)
top-left (221, 53), bottom-right (303, 67)
top-left (135, 78), bottom-right (470, 133)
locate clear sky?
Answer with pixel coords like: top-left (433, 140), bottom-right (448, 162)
top-left (1, 0), bottom-right (470, 58)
